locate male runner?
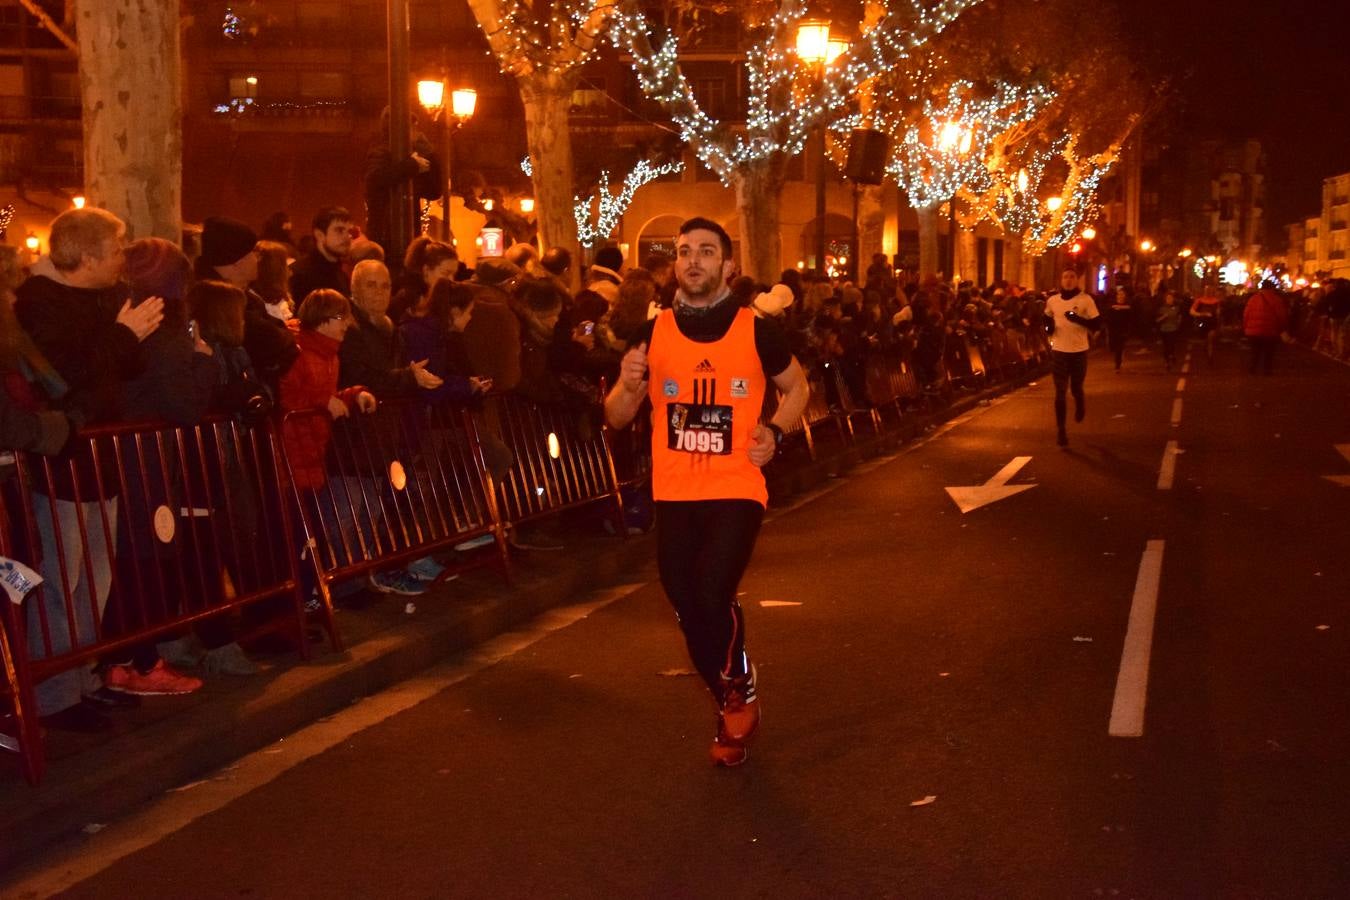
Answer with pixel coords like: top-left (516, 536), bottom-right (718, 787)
top-left (1042, 267), bottom-right (1100, 447)
top-left (605, 217), bottom-right (809, 766)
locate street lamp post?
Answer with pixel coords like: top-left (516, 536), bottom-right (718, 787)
top-left (417, 79), bottom-right (476, 243)
top-left (387, 0), bottom-right (413, 260)
top-left (796, 21), bottom-right (845, 278)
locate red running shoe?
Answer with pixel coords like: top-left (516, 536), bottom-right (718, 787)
top-left (710, 718), bottom-right (747, 767)
top-left (105, 660), bottom-right (203, 696)
top-left (719, 665), bottom-right (759, 743)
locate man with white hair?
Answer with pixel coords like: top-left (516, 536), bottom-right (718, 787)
top-left (334, 259), bottom-right (447, 597)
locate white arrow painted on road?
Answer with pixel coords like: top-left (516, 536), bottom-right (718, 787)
top-left (945, 456), bottom-right (1035, 514)
top-left (1323, 444), bottom-right (1350, 487)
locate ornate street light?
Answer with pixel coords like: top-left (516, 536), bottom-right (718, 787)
top-left (418, 80), bottom-right (477, 241)
top-left (796, 19), bottom-right (840, 277)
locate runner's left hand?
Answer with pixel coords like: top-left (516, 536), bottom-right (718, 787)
top-left (747, 424), bottom-right (775, 467)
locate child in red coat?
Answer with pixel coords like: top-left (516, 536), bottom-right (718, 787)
top-left (280, 289), bottom-right (374, 490)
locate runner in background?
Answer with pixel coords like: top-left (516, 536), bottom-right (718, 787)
top-left (1042, 267), bottom-right (1100, 448)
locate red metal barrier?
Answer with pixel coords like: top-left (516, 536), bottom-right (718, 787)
top-left (278, 398), bottom-right (509, 613)
top-left (476, 392), bottom-right (624, 529)
top-left (1, 415), bottom-right (305, 783)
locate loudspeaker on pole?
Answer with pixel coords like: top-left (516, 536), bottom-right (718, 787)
top-left (844, 128), bottom-right (889, 185)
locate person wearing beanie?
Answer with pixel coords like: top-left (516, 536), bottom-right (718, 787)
top-left (195, 216), bottom-right (298, 390)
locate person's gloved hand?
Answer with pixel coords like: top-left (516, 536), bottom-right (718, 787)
top-left (1042, 312), bottom-right (1055, 335)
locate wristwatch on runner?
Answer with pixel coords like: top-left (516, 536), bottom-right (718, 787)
top-left (766, 422), bottom-right (785, 452)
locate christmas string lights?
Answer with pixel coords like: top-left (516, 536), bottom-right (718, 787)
top-left (0, 204), bottom-right (13, 240)
top-left (880, 78), bottom-right (1056, 213)
top-left (574, 158), bottom-right (684, 247)
top-left (612, 0), bottom-right (985, 185)
top-left (471, 0), bottom-right (615, 79)
top-left (520, 155), bottom-right (532, 177)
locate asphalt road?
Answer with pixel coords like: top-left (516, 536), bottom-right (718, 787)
top-left (12, 337), bottom-right (1350, 899)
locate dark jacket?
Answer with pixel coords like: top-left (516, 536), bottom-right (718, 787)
top-left (14, 275), bottom-right (143, 499)
top-left (244, 288), bottom-right (299, 390)
top-left (289, 252), bottom-right (351, 304)
top-left (463, 284), bottom-right (522, 392)
top-left (397, 313), bottom-right (477, 405)
top-left (121, 321), bottom-right (217, 427)
top-left (363, 133), bottom-right (442, 257)
top-left (339, 304), bottom-right (416, 398)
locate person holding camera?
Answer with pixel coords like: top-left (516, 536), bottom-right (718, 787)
top-left (605, 217), bottom-right (809, 767)
top-left (1042, 267), bottom-right (1101, 448)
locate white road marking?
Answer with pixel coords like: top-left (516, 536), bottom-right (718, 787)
top-left (1157, 440), bottom-right (1179, 490)
top-left (760, 600), bottom-right (803, 608)
top-left (944, 456), bottom-right (1036, 514)
top-left (1170, 398), bottom-right (1183, 426)
top-left (1322, 443), bottom-right (1350, 487)
top-left (1109, 540), bottom-right (1166, 737)
top-left (1175, 378), bottom-right (1187, 393)
top-left (0, 585), bottom-right (648, 898)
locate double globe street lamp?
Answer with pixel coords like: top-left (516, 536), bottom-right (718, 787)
top-left (416, 79), bottom-right (478, 242)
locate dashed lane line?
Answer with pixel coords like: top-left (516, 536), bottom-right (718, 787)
top-left (1109, 540), bottom-right (1166, 737)
top-left (1170, 398), bottom-right (1183, 427)
top-left (1157, 440), bottom-right (1179, 490)
top-left (1175, 377), bottom-right (1187, 393)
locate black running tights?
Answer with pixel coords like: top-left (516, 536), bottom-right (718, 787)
top-left (1051, 350), bottom-right (1088, 429)
top-left (655, 499), bottom-right (763, 698)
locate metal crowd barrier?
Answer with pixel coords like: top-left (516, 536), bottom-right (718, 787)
top-left (475, 392), bottom-right (624, 529)
top-left (1, 415), bottom-right (305, 783)
top-left (279, 398), bottom-right (510, 616)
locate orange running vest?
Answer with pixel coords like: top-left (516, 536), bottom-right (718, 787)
top-left (647, 307), bottom-right (769, 506)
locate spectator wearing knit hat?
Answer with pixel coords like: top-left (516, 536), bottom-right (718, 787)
top-left (196, 216), bottom-right (299, 390)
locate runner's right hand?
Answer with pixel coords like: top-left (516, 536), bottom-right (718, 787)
top-left (619, 342), bottom-right (648, 393)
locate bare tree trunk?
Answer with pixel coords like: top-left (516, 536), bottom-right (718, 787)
top-left (857, 184), bottom-right (885, 278)
top-left (520, 75), bottom-right (578, 278)
top-left (733, 162), bottom-right (784, 284)
top-left (1005, 234), bottom-right (1023, 283)
top-left (958, 229), bottom-right (978, 284)
top-left (916, 204), bottom-right (939, 279)
top-left (1020, 251), bottom-right (1040, 290)
top-left (76, 0), bottom-right (180, 240)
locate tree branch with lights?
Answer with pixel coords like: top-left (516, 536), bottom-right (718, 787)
top-left (574, 158), bottom-right (685, 247)
top-left (613, 0), bottom-right (985, 281)
top-left (865, 68), bottom-right (1055, 277)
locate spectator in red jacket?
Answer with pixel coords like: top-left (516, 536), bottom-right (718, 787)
top-left (279, 290), bottom-right (374, 492)
top-left (1242, 286), bottom-right (1289, 375)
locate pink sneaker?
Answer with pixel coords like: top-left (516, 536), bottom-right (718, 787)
top-left (105, 660), bottom-right (203, 696)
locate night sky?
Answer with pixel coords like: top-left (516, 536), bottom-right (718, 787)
top-left (1126, 0), bottom-right (1350, 237)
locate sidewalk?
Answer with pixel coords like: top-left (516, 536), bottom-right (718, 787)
top-left (0, 369), bottom-right (1037, 874)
